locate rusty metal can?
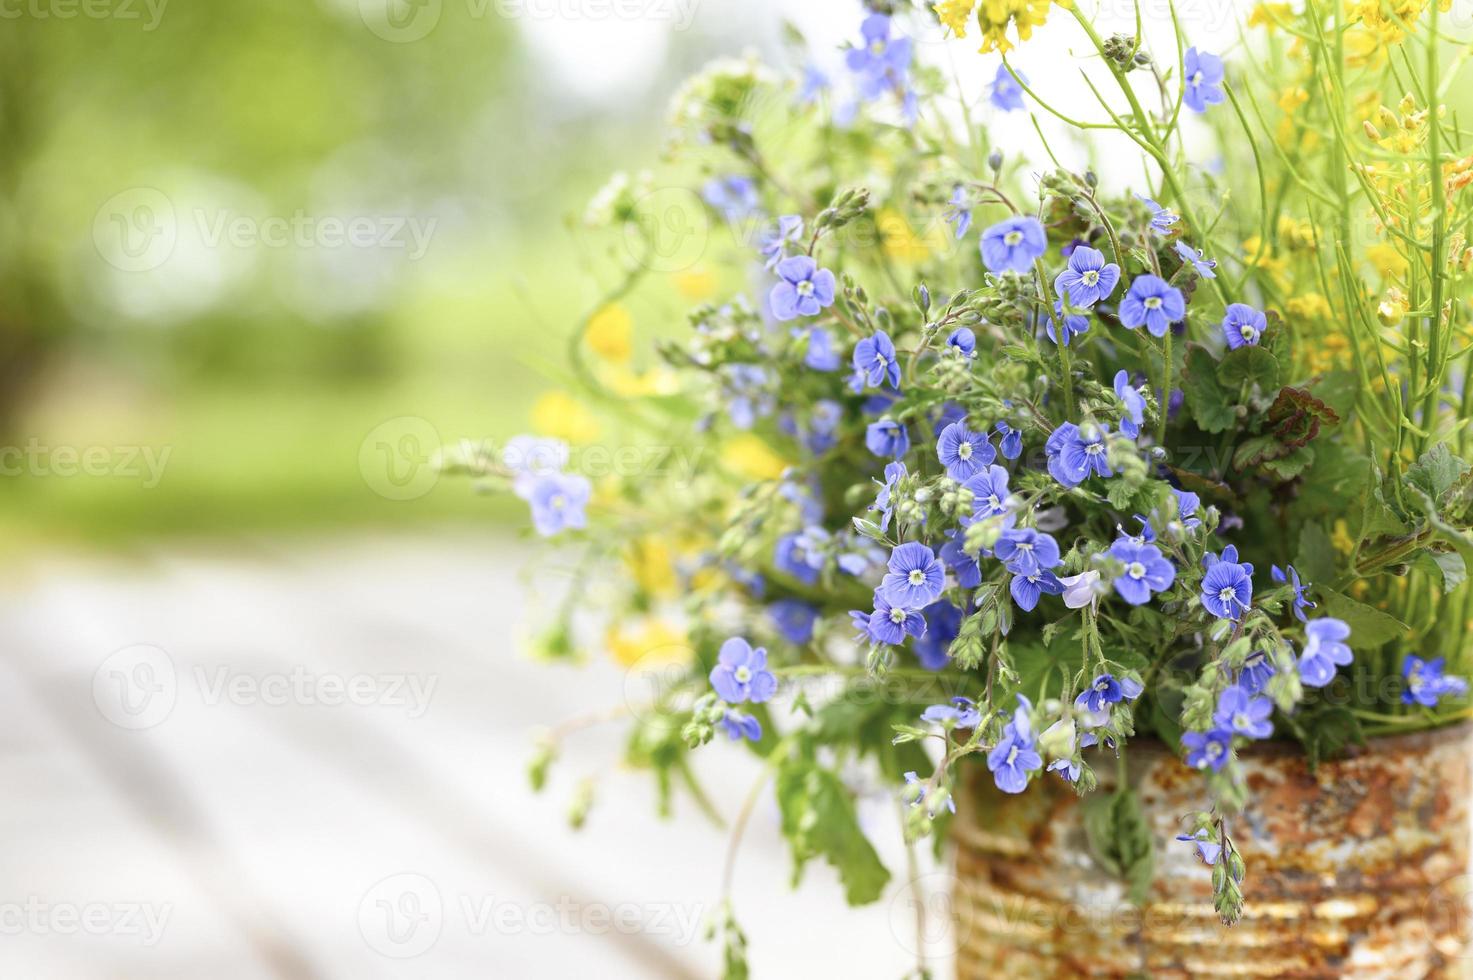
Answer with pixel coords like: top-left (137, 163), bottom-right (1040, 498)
top-left (951, 724), bottom-right (1473, 978)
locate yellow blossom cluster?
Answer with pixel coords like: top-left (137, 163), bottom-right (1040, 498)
top-left (935, 0), bottom-right (1062, 54)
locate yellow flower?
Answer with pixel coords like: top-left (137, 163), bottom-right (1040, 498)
top-left (624, 537), bottom-right (678, 596)
top-left (934, 0), bottom-right (975, 37)
top-left (1331, 519), bottom-right (1355, 556)
top-left (1277, 86), bottom-right (1308, 115)
top-left (605, 619), bottom-right (690, 668)
top-left (1366, 243), bottom-right (1409, 280)
top-left (1248, 2), bottom-right (1293, 30)
top-left (1377, 287), bottom-right (1409, 325)
top-left (584, 304), bottom-right (633, 364)
top-left (877, 208), bottom-right (936, 264)
top-left (1344, 26), bottom-right (1386, 70)
top-left (674, 267), bottom-right (717, 301)
top-left (606, 365), bottom-right (681, 398)
top-left (531, 391), bottom-right (600, 444)
top-left (974, 0), bottom-right (1057, 54)
top-left (723, 433), bottom-right (789, 481)
top-left (1287, 293), bottom-right (1333, 320)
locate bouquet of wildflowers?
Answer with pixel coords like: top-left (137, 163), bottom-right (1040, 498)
top-left (468, 0), bottom-right (1473, 966)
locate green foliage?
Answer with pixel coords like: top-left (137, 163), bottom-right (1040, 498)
top-left (776, 746), bottom-right (890, 905)
top-left (1080, 787), bottom-right (1155, 905)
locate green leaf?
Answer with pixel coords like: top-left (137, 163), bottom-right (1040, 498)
top-left (1182, 345), bottom-right (1237, 433)
top-left (1216, 345), bottom-right (1279, 390)
top-left (1406, 444), bottom-right (1471, 502)
top-left (1295, 522), bottom-right (1340, 586)
top-left (1412, 550), bottom-right (1468, 592)
top-left (1316, 589), bottom-right (1409, 649)
top-left (1261, 445), bottom-right (1314, 480)
top-left (776, 755), bottom-right (890, 905)
top-left (1080, 789), bottom-right (1155, 905)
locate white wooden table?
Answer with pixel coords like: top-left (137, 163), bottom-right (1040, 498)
top-left (0, 531), bottom-right (942, 979)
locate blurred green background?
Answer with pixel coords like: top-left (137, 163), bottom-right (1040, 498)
top-left (0, 0), bottom-right (783, 554)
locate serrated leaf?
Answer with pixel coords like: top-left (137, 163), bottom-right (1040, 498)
top-left (1216, 344), bottom-right (1280, 390)
top-left (1182, 345), bottom-right (1237, 433)
top-left (1261, 445), bottom-right (1314, 479)
top-left (1407, 444), bottom-right (1470, 502)
top-left (1080, 789), bottom-right (1155, 905)
top-left (774, 762), bottom-right (890, 905)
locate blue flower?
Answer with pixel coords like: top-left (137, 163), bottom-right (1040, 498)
top-left (802, 326), bottom-right (841, 371)
top-left (805, 399), bottom-right (844, 454)
top-left (1114, 370), bottom-right (1146, 439)
top-left (852, 330), bottom-right (901, 389)
top-left (1174, 241), bottom-right (1218, 279)
top-left (1047, 421), bottom-right (1112, 486)
top-left (1074, 674), bottom-right (1125, 713)
top-left (913, 601), bottom-right (963, 669)
top-left (946, 326), bottom-right (976, 358)
top-left (1043, 301), bottom-right (1090, 347)
top-left (1201, 546), bottom-right (1254, 620)
top-left (1297, 617), bottom-right (1353, 687)
top-left (1270, 563), bottom-right (1315, 622)
top-left (940, 531), bottom-right (982, 588)
top-left (1054, 246), bottom-right (1121, 307)
top-left (1172, 489), bottom-right (1202, 531)
top-left (1119, 274), bottom-right (1186, 338)
top-left (937, 419), bottom-right (995, 481)
top-left (981, 215), bottom-right (1047, 274)
top-left (721, 709), bottom-right (762, 742)
top-left (1402, 655), bottom-right (1469, 707)
top-left (770, 255), bottom-right (836, 320)
top-left (866, 419), bottom-right (910, 459)
top-left (1108, 538), bottom-right (1176, 605)
top-left (702, 176), bottom-right (760, 223)
top-left (880, 541), bottom-right (946, 608)
top-left (988, 695), bottom-right (1042, 793)
top-left (1183, 47), bottom-right (1226, 113)
top-left (921, 696), bottom-right (981, 729)
top-left (528, 473), bottom-right (591, 537)
top-left (798, 63), bottom-right (829, 104)
top-left (868, 592), bottom-right (927, 645)
top-left (1175, 830), bottom-right (1222, 866)
top-left (846, 13), bottom-right (913, 100)
top-left (945, 185), bottom-right (972, 239)
top-left (775, 529), bottom-right (826, 585)
top-left (1047, 757), bottom-right (1081, 783)
top-left (995, 421), bottom-right (1023, 459)
top-left (710, 637), bottom-right (777, 704)
top-left (1181, 729), bottom-right (1233, 771)
top-left (722, 364), bottom-right (773, 429)
top-left (1213, 685), bottom-right (1274, 739)
top-left (1222, 303), bottom-right (1267, 350)
top-left (989, 63), bottom-right (1026, 112)
top-left (963, 464), bottom-right (1014, 524)
top-left (760, 214), bottom-right (804, 269)
top-left (1010, 568), bottom-right (1064, 611)
top-left (995, 527), bottom-right (1061, 576)
top-left (768, 599), bottom-right (818, 645)
top-left (1137, 194), bottom-right (1179, 233)
top-left (871, 460), bottom-right (907, 531)
top-left (904, 770), bottom-right (955, 815)
top-left (1239, 649), bottom-right (1275, 694)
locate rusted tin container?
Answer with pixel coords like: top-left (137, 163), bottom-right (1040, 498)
top-left (952, 724), bottom-right (1473, 978)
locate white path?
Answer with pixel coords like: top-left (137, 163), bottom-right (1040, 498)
top-left (0, 531), bottom-right (943, 979)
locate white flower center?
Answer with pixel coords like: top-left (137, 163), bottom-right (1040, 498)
top-left (889, 607), bottom-right (907, 624)
top-left (958, 443), bottom-right (973, 460)
top-left (1016, 542), bottom-right (1032, 553)
top-left (986, 494), bottom-right (1000, 510)
top-left (1233, 711), bottom-right (1251, 730)
top-left (1128, 561), bottom-right (1147, 580)
top-left (908, 569), bottom-right (926, 586)
top-left (734, 666), bottom-right (752, 684)
top-left (550, 494), bottom-right (566, 511)
top-left (1205, 741), bottom-right (1223, 760)
top-left (1241, 325), bottom-right (1257, 341)
top-left (1144, 296), bottom-right (1163, 310)
top-left (1191, 70), bottom-right (1204, 85)
top-left (796, 280), bottom-right (815, 297)
top-left (1006, 745), bottom-right (1019, 765)
top-left (870, 40), bottom-right (886, 55)
top-left (1082, 270), bottom-right (1099, 285)
top-left (1004, 230), bottom-right (1023, 246)
top-left (1085, 442), bottom-right (1104, 456)
top-left (1218, 586), bottom-right (1238, 603)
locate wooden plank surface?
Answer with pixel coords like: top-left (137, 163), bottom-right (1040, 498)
top-left (0, 532), bottom-right (940, 979)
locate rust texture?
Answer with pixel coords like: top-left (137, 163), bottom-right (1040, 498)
top-left (951, 724), bottom-right (1473, 978)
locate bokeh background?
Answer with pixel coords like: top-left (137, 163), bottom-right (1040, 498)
top-left (0, 0), bottom-right (1283, 977)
